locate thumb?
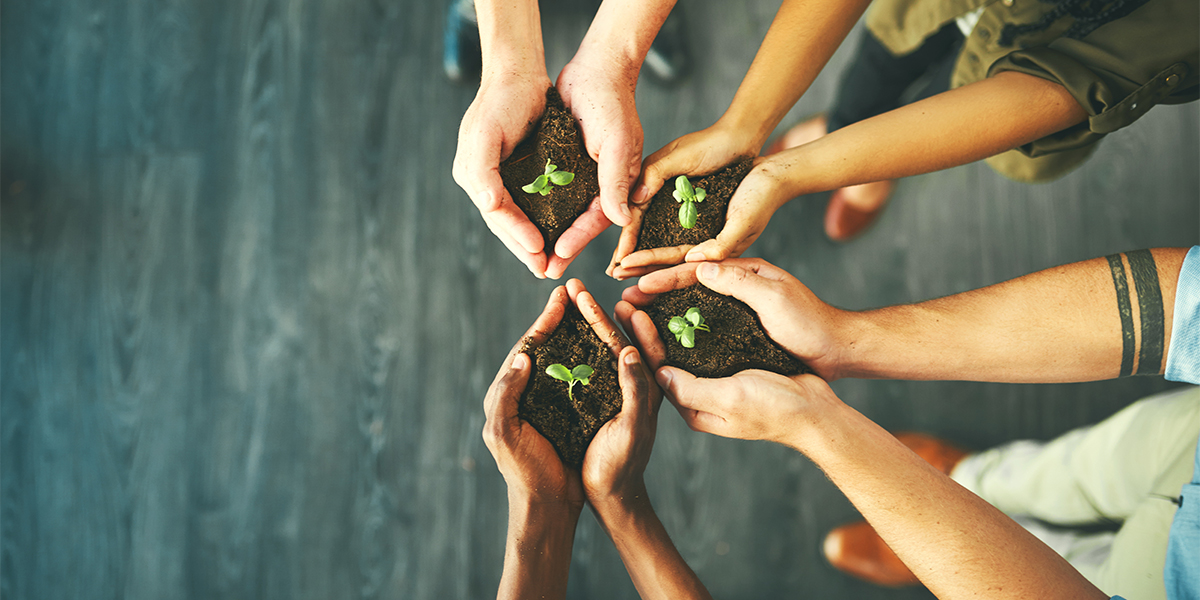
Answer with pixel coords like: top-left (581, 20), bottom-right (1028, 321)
top-left (694, 262), bottom-right (780, 320)
top-left (617, 346), bottom-right (650, 419)
top-left (633, 142), bottom-right (686, 208)
top-left (487, 352), bottom-right (532, 428)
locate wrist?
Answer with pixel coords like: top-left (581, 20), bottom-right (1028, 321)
top-left (508, 491), bottom-right (583, 528)
top-left (588, 482), bottom-right (652, 528)
top-left (716, 109), bottom-right (776, 153)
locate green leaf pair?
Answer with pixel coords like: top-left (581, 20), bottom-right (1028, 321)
top-left (667, 307), bottom-right (710, 349)
top-left (522, 160), bottom-right (576, 196)
top-left (672, 175), bottom-right (707, 229)
top-left (546, 363), bottom-right (594, 402)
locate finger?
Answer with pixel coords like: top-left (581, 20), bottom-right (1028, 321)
top-left (480, 188), bottom-right (546, 256)
top-left (596, 139), bottom-right (639, 227)
top-left (669, 401), bottom-right (729, 436)
top-left (480, 211), bottom-right (549, 278)
top-left (617, 346), bottom-right (652, 419)
top-left (552, 198), bottom-right (612, 261)
top-left (607, 204), bottom-right (646, 278)
top-left (504, 286), bottom-right (569, 372)
top-left (632, 139), bottom-right (681, 207)
top-left (694, 262), bottom-right (783, 317)
top-left (620, 283), bottom-right (657, 308)
top-left (631, 309), bottom-right (667, 371)
top-left (636, 262), bottom-right (701, 294)
top-left (611, 263), bottom-right (666, 281)
top-left (654, 367), bottom-right (732, 415)
top-left (684, 175), bottom-right (781, 262)
top-left (575, 288), bottom-right (629, 355)
top-left (483, 352), bottom-right (533, 449)
top-left (617, 245), bottom-right (691, 270)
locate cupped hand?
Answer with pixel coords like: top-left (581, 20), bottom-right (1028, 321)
top-left (609, 123), bottom-right (762, 279)
top-left (453, 71), bottom-right (554, 278)
top-left (562, 280), bottom-right (661, 508)
top-left (613, 155), bottom-right (798, 279)
top-left (656, 368), bottom-right (841, 448)
top-left (617, 258), bottom-right (848, 381)
top-left (547, 60), bottom-right (643, 279)
top-left (483, 287), bottom-right (585, 506)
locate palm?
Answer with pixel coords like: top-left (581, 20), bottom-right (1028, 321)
top-left (512, 421), bottom-right (585, 506)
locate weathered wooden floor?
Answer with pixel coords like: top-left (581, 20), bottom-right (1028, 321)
top-left (2, 0), bottom-right (1197, 598)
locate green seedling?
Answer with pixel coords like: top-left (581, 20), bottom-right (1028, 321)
top-left (546, 363), bottom-right (594, 402)
top-left (522, 160), bottom-right (575, 196)
top-left (667, 307), bottom-right (710, 348)
top-left (672, 175), bottom-right (707, 229)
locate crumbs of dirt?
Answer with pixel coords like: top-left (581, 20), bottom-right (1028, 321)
top-left (634, 158), bottom-right (754, 253)
top-left (642, 283), bottom-right (808, 378)
top-left (499, 87), bottom-right (599, 252)
top-left (519, 303), bottom-right (621, 469)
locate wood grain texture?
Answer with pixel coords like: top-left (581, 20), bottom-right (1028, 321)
top-left (2, 0), bottom-right (1196, 599)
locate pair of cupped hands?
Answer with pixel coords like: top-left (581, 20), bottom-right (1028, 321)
top-left (484, 257), bottom-right (849, 512)
top-left (453, 59), bottom-right (794, 281)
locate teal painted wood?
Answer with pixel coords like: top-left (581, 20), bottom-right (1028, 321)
top-left (2, 0), bottom-right (1196, 598)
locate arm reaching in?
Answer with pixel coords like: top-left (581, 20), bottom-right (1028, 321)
top-left (453, 0), bottom-right (553, 277)
top-left (621, 249), bottom-right (1186, 383)
top-left (654, 368), bottom-right (1107, 600)
top-left (484, 287), bottom-right (584, 599)
top-left (546, 0), bottom-right (678, 279)
top-left (561, 280), bottom-right (713, 600)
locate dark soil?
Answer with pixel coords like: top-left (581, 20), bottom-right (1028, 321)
top-left (499, 87), bottom-right (599, 252)
top-left (519, 303), bottom-right (621, 469)
top-left (642, 284), bottom-right (808, 378)
top-left (634, 158), bottom-right (754, 252)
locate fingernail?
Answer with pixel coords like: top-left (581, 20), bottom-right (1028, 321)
top-left (699, 262), bottom-right (720, 279)
top-left (656, 369), bottom-right (672, 387)
top-left (623, 350), bottom-right (639, 365)
top-left (512, 353), bottom-right (529, 370)
top-left (633, 185), bottom-right (650, 205)
top-left (685, 249), bottom-right (706, 262)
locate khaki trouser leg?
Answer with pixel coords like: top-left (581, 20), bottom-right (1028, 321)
top-left (951, 386), bottom-right (1200, 600)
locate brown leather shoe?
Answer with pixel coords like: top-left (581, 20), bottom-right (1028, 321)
top-left (824, 521), bottom-right (920, 587)
top-left (823, 181), bottom-right (894, 242)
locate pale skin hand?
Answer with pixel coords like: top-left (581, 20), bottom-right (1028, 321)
top-left (656, 369), bottom-right (1107, 600)
top-left (453, 0), bottom-right (553, 278)
top-left (617, 259), bottom-right (846, 380)
top-left (617, 71), bottom-right (1090, 272)
top-left (483, 286), bottom-right (584, 599)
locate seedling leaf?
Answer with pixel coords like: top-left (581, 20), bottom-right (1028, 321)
top-left (571, 365), bottom-right (594, 381)
top-left (675, 175), bottom-right (693, 198)
top-left (685, 307), bottom-right (702, 327)
top-left (679, 201), bottom-right (698, 229)
top-left (668, 316), bottom-right (688, 335)
top-left (548, 171), bottom-right (574, 186)
top-left (546, 363), bottom-right (572, 381)
top-left (681, 327), bottom-right (695, 348)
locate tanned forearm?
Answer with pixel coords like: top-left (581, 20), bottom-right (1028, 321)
top-left (593, 492), bottom-right (714, 600)
top-left (718, 0), bottom-right (871, 148)
top-left (768, 71), bottom-right (1089, 197)
top-left (788, 398), bottom-right (1107, 600)
top-left (497, 495), bottom-right (582, 600)
top-left (836, 248), bottom-right (1186, 382)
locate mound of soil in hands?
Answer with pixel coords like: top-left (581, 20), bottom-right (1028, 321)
top-left (499, 87), bottom-right (599, 252)
top-left (634, 158), bottom-right (754, 253)
top-left (642, 284), bottom-right (807, 378)
top-left (519, 303), bottom-right (621, 469)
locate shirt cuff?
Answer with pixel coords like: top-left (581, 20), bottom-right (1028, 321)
top-left (1165, 246), bottom-right (1200, 384)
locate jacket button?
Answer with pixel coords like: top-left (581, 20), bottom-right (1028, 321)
top-left (1166, 74), bottom-right (1180, 86)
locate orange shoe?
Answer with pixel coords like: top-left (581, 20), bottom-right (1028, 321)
top-left (764, 114), bottom-right (827, 155)
top-left (823, 521), bottom-right (920, 587)
top-left (823, 180), bottom-right (894, 242)
top-left (823, 433), bottom-right (971, 587)
top-left (894, 432), bottom-right (970, 475)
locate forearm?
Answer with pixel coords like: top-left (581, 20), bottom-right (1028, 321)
top-left (477, 0), bottom-right (547, 79)
top-left (789, 401), bottom-right (1106, 600)
top-left (497, 495), bottom-right (582, 600)
top-left (593, 493), bottom-right (713, 600)
top-left (719, 0), bottom-right (871, 148)
top-left (837, 248), bottom-right (1186, 382)
top-left (772, 71), bottom-right (1089, 196)
top-left (573, 0), bottom-right (677, 81)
